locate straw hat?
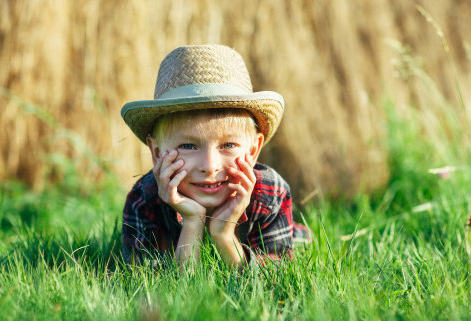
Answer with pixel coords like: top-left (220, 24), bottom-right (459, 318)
top-left (121, 44), bottom-right (284, 144)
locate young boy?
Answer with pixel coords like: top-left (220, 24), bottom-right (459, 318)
top-left (121, 44), bottom-right (309, 267)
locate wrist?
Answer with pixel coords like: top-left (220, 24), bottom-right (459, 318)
top-left (209, 220), bottom-right (236, 239)
top-left (182, 216), bottom-right (206, 229)
top-left (176, 216), bottom-right (205, 264)
top-left (210, 230), bottom-right (246, 266)
top-left (210, 227), bottom-right (236, 244)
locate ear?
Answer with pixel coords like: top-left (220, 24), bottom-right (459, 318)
top-left (248, 133), bottom-right (264, 166)
top-left (146, 136), bottom-right (161, 166)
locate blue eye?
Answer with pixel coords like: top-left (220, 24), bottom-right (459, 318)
top-left (222, 142), bottom-right (237, 149)
top-left (178, 144), bottom-right (197, 150)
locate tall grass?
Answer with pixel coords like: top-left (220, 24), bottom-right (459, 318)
top-left (2, 0), bottom-right (471, 198)
top-left (1, 85), bottom-right (470, 319)
top-left (1, 175), bottom-right (470, 320)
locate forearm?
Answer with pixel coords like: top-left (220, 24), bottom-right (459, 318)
top-left (211, 231), bottom-right (247, 267)
top-left (175, 219), bottom-right (205, 264)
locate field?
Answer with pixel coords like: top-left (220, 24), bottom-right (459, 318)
top-left (1, 95), bottom-right (470, 320)
top-left (2, 1), bottom-right (471, 320)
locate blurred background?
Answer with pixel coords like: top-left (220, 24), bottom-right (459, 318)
top-left (1, 0), bottom-right (470, 202)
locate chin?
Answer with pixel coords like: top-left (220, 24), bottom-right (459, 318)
top-left (197, 198), bottom-right (226, 209)
top-left (184, 187), bottom-right (232, 209)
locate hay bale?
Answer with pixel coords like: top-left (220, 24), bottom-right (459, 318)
top-left (1, 0), bottom-right (470, 200)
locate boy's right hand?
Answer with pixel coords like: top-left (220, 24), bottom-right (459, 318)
top-left (153, 150), bottom-right (206, 224)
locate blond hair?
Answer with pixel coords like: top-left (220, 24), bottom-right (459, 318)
top-left (152, 109), bottom-right (258, 145)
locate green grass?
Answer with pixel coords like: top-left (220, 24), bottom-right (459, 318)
top-left (1, 91), bottom-right (471, 320)
top-left (1, 175), bottom-right (470, 321)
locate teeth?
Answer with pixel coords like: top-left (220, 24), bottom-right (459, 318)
top-left (198, 182), bottom-right (221, 188)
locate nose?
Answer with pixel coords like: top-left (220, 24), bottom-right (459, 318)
top-left (198, 148), bottom-right (222, 175)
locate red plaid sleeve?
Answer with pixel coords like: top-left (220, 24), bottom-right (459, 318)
top-left (241, 163), bottom-right (294, 262)
top-left (122, 171), bottom-right (181, 264)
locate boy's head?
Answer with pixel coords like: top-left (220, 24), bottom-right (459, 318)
top-left (121, 44), bottom-right (285, 147)
top-left (146, 108), bottom-right (264, 209)
top-left (121, 44), bottom-right (284, 209)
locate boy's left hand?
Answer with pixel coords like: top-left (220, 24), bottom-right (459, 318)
top-left (209, 154), bottom-right (255, 238)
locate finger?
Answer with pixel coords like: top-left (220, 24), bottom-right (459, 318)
top-left (168, 170), bottom-right (187, 188)
top-left (159, 158), bottom-right (184, 181)
top-left (168, 170), bottom-right (187, 201)
top-left (232, 158), bottom-right (255, 187)
top-left (228, 167), bottom-right (252, 189)
top-left (239, 156), bottom-right (256, 182)
top-left (153, 150), bottom-right (167, 178)
top-left (236, 158), bottom-right (255, 194)
top-left (227, 165), bottom-right (240, 183)
top-left (227, 182), bottom-right (248, 197)
top-left (161, 149), bottom-right (178, 171)
top-left (245, 154), bottom-right (255, 168)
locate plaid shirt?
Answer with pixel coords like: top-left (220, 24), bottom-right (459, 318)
top-left (122, 162), bottom-right (309, 265)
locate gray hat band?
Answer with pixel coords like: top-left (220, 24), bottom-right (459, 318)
top-left (158, 83), bottom-right (249, 99)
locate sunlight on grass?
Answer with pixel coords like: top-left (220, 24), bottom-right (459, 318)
top-left (1, 13), bottom-right (471, 319)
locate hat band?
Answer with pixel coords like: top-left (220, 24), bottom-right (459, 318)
top-left (157, 83), bottom-right (250, 99)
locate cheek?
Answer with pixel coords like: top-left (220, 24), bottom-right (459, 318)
top-left (176, 154), bottom-right (203, 173)
top-left (231, 148), bottom-right (251, 164)
top-left (223, 153), bottom-right (243, 169)
top-left (178, 156), bottom-right (193, 172)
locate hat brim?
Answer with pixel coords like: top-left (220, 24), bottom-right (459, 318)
top-left (121, 91), bottom-right (284, 144)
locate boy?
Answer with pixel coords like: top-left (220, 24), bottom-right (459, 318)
top-left (121, 44), bottom-right (309, 267)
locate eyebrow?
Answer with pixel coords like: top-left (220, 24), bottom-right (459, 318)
top-left (173, 134), bottom-right (202, 141)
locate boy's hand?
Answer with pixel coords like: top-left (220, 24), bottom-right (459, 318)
top-left (153, 150), bottom-right (206, 223)
top-left (209, 154), bottom-right (255, 237)
top-left (208, 154), bottom-right (255, 266)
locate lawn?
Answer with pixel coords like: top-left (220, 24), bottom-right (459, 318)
top-left (0, 100), bottom-right (470, 321)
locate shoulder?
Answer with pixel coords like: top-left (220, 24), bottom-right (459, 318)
top-left (127, 170), bottom-right (159, 203)
top-left (252, 162), bottom-right (291, 203)
top-left (123, 170), bottom-right (166, 223)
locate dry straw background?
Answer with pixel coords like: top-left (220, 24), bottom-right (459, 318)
top-left (1, 0), bottom-right (470, 201)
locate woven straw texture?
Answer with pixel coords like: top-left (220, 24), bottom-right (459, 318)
top-left (154, 45), bottom-right (253, 98)
top-left (122, 44), bottom-right (284, 144)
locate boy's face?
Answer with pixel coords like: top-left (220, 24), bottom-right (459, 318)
top-left (148, 114), bottom-right (264, 211)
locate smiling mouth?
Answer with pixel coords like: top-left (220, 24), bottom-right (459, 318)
top-left (193, 182), bottom-right (222, 188)
top-left (191, 178), bottom-right (229, 189)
